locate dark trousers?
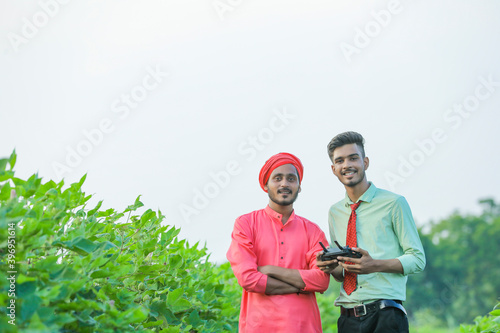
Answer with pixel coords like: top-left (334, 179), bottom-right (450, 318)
top-left (338, 307), bottom-right (409, 333)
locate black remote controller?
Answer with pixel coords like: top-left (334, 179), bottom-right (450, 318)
top-left (319, 241), bottom-right (362, 261)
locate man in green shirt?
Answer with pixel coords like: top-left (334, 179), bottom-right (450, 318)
top-left (316, 131), bottom-right (426, 333)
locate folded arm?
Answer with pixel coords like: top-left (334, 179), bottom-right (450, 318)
top-left (227, 217), bottom-right (303, 295)
top-left (297, 232), bottom-right (331, 293)
top-left (264, 276), bottom-right (302, 295)
top-left (260, 231), bottom-right (331, 293)
top-left (258, 265), bottom-right (306, 290)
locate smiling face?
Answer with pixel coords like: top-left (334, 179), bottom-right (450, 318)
top-left (331, 143), bottom-right (369, 188)
top-left (264, 164), bottom-right (301, 207)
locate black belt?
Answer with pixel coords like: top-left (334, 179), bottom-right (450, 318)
top-left (340, 300), bottom-right (407, 317)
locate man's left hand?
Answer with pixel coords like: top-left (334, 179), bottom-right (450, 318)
top-left (337, 247), bottom-right (379, 274)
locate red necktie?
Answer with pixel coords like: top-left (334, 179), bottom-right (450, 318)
top-left (344, 201), bottom-right (361, 295)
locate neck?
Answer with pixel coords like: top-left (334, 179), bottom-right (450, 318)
top-left (345, 179), bottom-right (371, 203)
top-left (268, 201), bottom-right (294, 225)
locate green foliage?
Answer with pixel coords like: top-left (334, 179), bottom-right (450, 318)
top-left (0, 151), bottom-right (238, 332)
top-left (316, 280), bottom-right (340, 331)
top-left (460, 302), bottom-right (500, 333)
top-left (211, 262), bottom-right (241, 323)
top-left (406, 199), bottom-right (500, 328)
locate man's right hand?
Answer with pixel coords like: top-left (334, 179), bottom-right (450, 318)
top-left (315, 252), bottom-right (339, 274)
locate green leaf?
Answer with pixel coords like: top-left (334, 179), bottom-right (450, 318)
top-left (38, 307), bottom-right (75, 326)
top-left (88, 200), bottom-right (103, 216)
top-left (490, 309), bottom-right (500, 316)
top-left (33, 255), bottom-right (59, 272)
top-left (0, 181), bottom-right (11, 200)
top-left (164, 226), bottom-right (181, 243)
top-left (0, 158), bottom-right (8, 172)
top-left (143, 320), bottom-right (163, 328)
top-left (150, 300), bottom-right (176, 323)
top-left (0, 170), bottom-right (14, 181)
top-left (17, 274), bottom-right (37, 284)
top-left (139, 209), bottom-right (156, 227)
top-left (124, 307), bottom-right (148, 324)
top-left (187, 310), bottom-right (202, 327)
top-left (136, 264), bottom-right (164, 275)
top-left (68, 174), bottom-right (86, 193)
top-left (9, 150), bottom-right (17, 170)
top-left (49, 266), bottom-right (78, 282)
top-left (168, 254), bottom-right (183, 270)
top-left (160, 326), bottom-right (181, 333)
top-left (97, 208), bottom-right (115, 217)
top-left (26, 311), bottom-right (49, 331)
top-left (45, 187), bottom-right (58, 198)
top-left (20, 294), bottom-right (42, 321)
top-left (125, 195), bottom-right (144, 212)
top-left (73, 309), bottom-right (97, 327)
top-left (89, 254), bottom-right (109, 270)
top-left (53, 236), bottom-right (97, 255)
top-left (167, 288), bottom-right (191, 313)
top-left (17, 281), bottom-right (37, 298)
top-left (90, 269), bottom-right (112, 279)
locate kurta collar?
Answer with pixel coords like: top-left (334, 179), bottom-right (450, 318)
top-left (264, 205), bottom-right (296, 224)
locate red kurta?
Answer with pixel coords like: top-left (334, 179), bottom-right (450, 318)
top-left (227, 206), bottom-right (330, 333)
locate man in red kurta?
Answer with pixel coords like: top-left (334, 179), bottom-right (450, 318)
top-left (227, 153), bottom-right (330, 333)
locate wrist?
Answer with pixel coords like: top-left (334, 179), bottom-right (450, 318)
top-left (331, 266), bottom-right (344, 282)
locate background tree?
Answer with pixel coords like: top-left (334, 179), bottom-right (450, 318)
top-left (406, 199), bottom-right (500, 328)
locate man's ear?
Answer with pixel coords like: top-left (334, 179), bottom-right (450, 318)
top-left (331, 164), bottom-right (339, 176)
top-left (264, 184), bottom-right (269, 192)
top-left (364, 156), bottom-right (369, 170)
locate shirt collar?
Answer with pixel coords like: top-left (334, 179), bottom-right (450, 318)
top-left (344, 181), bottom-right (377, 206)
top-left (264, 205), bottom-right (296, 224)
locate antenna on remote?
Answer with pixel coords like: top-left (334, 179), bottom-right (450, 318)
top-left (319, 242), bottom-right (328, 252)
top-left (334, 240), bottom-right (343, 250)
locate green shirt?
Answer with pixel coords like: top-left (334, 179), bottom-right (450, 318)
top-left (328, 182), bottom-right (426, 307)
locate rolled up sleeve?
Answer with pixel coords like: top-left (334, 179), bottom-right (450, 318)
top-left (298, 231), bottom-right (330, 292)
top-left (392, 197), bottom-right (426, 275)
top-left (226, 217), bottom-right (268, 293)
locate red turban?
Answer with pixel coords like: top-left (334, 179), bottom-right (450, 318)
top-left (259, 152), bottom-right (304, 192)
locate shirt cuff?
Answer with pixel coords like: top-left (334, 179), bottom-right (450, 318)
top-left (298, 269), bottom-right (329, 293)
top-left (397, 255), bottom-right (413, 276)
top-left (298, 270), bottom-right (311, 292)
top-left (254, 273), bottom-right (268, 294)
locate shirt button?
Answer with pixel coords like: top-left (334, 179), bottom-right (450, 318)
top-left (281, 229), bottom-right (283, 231)
top-left (281, 257), bottom-right (283, 259)
top-left (281, 242), bottom-right (284, 244)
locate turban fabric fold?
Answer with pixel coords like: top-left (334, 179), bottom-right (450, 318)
top-left (258, 152), bottom-right (304, 192)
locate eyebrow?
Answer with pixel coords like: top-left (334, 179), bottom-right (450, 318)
top-left (272, 173), bottom-right (298, 178)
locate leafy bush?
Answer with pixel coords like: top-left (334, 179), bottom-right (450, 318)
top-left (460, 303), bottom-right (500, 333)
top-left (0, 151), bottom-right (238, 332)
top-left (316, 281), bottom-right (340, 331)
top-left (211, 262), bottom-right (241, 324)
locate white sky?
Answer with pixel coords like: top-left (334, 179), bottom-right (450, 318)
top-left (1, 0), bottom-right (499, 263)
